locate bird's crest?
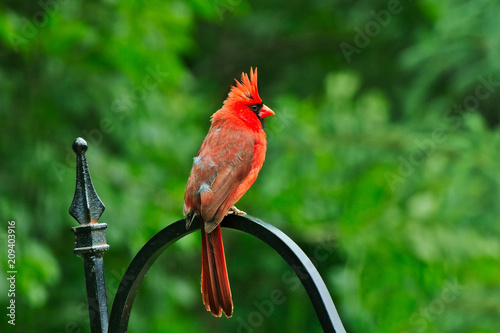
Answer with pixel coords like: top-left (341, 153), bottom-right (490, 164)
top-left (226, 67), bottom-right (261, 104)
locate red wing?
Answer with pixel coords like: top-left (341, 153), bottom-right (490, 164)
top-left (184, 119), bottom-right (255, 230)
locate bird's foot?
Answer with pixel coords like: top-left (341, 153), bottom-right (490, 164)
top-left (226, 206), bottom-right (247, 216)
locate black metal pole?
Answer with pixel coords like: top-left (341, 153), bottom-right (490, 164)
top-left (67, 137), bottom-right (346, 332)
top-left (69, 137), bottom-right (110, 333)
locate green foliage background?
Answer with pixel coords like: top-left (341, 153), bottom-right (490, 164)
top-left (1, 0), bottom-right (500, 332)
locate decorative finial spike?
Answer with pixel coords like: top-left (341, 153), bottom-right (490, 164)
top-left (69, 137), bottom-right (105, 225)
top-left (73, 137), bottom-right (88, 154)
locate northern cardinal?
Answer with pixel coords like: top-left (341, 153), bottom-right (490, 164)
top-left (184, 68), bottom-right (274, 317)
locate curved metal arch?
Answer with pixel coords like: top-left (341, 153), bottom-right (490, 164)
top-left (108, 215), bottom-right (346, 333)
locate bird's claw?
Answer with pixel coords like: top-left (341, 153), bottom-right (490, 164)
top-left (226, 206), bottom-right (247, 216)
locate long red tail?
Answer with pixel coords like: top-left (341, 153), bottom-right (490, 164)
top-left (201, 221), bottom-right (233, 317)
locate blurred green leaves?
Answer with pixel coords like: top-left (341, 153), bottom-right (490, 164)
top-left (1, 0), bottom-right (500, 332)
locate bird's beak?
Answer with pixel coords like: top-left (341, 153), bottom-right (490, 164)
top-left (259, 104), bottom-right (275, 119)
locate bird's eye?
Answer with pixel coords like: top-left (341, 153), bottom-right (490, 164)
top-left (249, 104), bottom-right (262, 113)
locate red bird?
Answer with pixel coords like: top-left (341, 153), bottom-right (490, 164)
top-left (184, 68), bottom-right (275, 317)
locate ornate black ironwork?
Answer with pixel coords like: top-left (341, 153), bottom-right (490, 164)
top-left (69, 137), bottom-right (110, 333)
top-left (69, 137), bottom-right (347, 333)
top-left (108, 215), bottom-right (346, 333)
top-left (70, 137), bottom-right (105, 225)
